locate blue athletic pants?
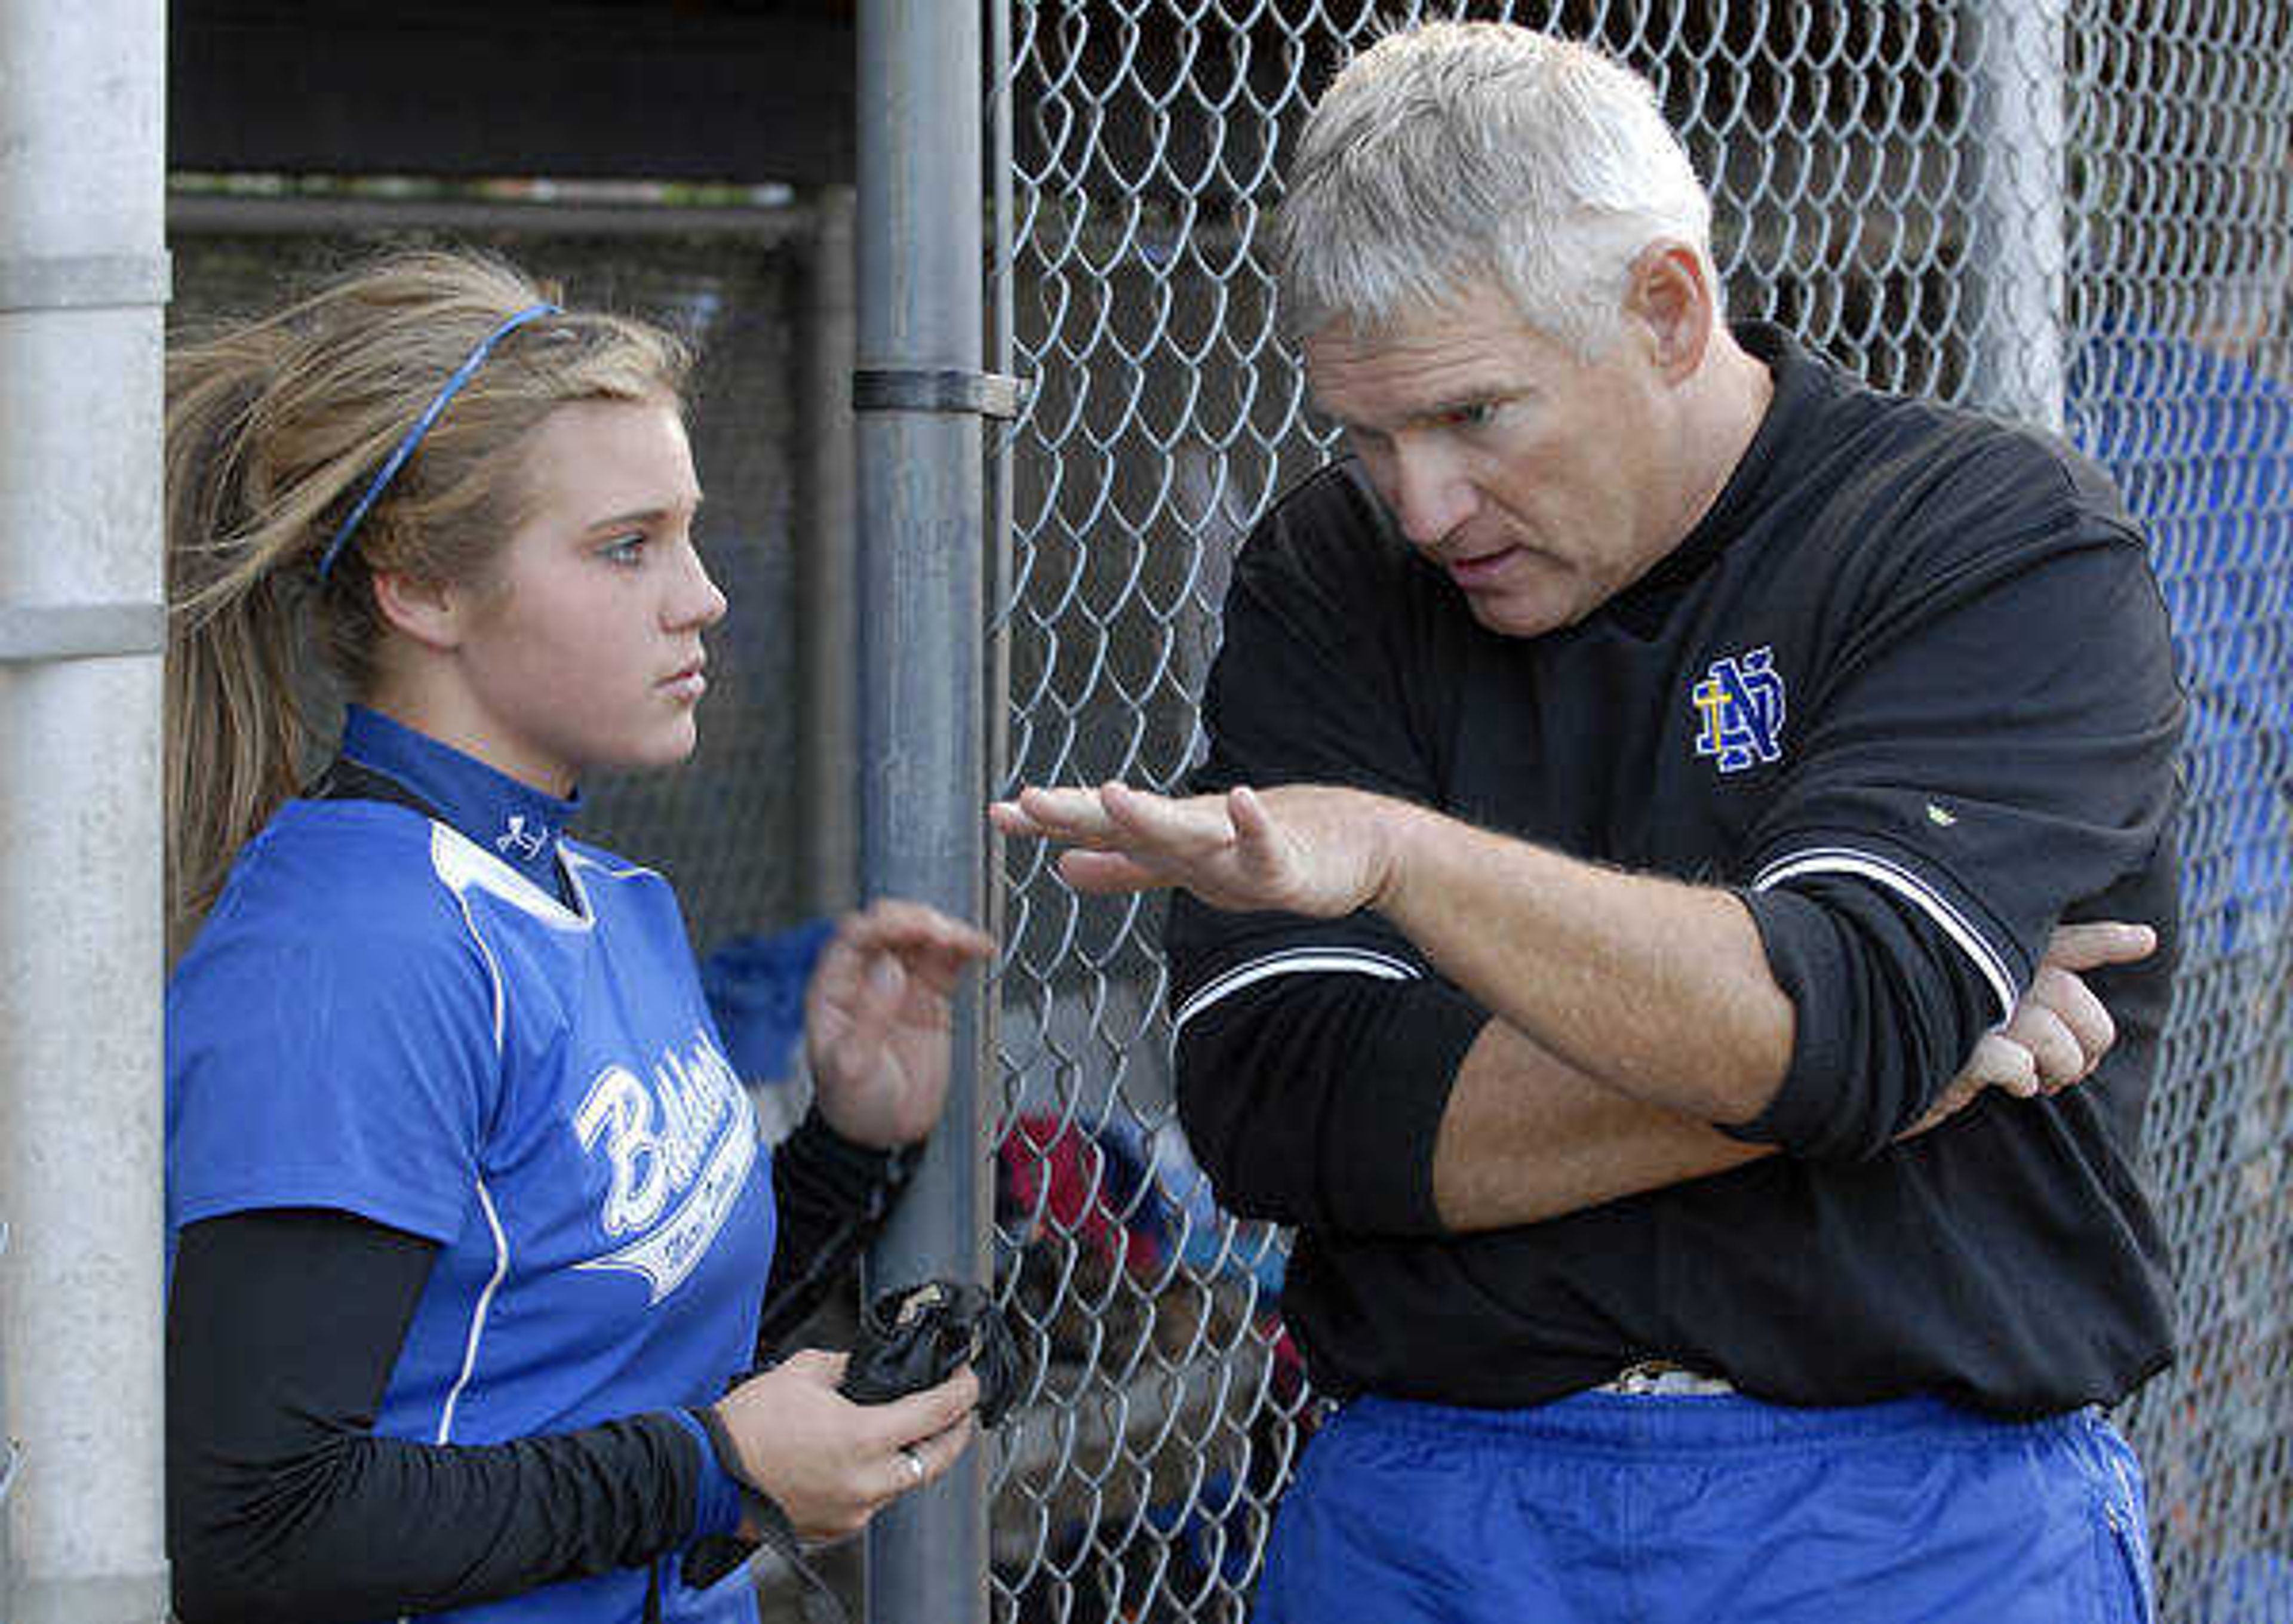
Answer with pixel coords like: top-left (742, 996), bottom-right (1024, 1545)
top-left (1252, 1391), bottom-right (2156, 1623)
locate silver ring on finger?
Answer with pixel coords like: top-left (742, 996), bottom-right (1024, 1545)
top-left (899, 1444), bottom-right (926, 1487)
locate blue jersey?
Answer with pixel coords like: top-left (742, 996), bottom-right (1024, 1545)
top-left (168, 710), bottom-right (772, 1623)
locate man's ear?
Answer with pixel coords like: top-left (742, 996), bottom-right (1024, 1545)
top-left (1625, 241), bottom-right (1715, 383)
top-left (370, 569), bottom-right (464, 654)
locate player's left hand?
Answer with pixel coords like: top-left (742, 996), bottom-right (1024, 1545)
top-left (804, 900), bottom-right (995, 1149)
top-left (990, 780), bottom-right (1405, 918)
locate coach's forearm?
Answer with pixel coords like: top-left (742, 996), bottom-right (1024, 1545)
top-left (1373, 801), bottom-right (1796, 1126)
top-left (1433, 1019), bottom-right (1770, 1231)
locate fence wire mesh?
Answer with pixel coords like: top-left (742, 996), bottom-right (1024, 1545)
top-left (987, 4), bottom-right (2293, 1622)
top-left (2067, 7), bottom-right (2293, 1619)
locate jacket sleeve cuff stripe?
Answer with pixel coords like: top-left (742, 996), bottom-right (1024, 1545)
top-left (1172, 946), bottom-right (1419, 1032)
top-left (1752, 844), bottom-right (2018, 1023)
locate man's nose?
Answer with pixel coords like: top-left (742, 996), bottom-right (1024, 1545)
top-left (1389, 437), bottom-right (1480, 548)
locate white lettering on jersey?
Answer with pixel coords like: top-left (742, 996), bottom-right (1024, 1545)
top-left (574, 1030), bottom-right (757, 1303)
top-left (574, 1066), bottom-right (673, 1235)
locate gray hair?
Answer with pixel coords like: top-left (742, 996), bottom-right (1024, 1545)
top-left (1272, 21), bottom-right (1716, 355)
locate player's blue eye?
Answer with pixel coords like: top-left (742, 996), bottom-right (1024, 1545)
top-left (601, 534), bottom-right (647, 567)
top-left (1443, 401), bottom-right (1499, 429)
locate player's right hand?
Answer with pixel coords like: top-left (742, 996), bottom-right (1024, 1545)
top-left (707, 1349), bottom-right (978, 1543)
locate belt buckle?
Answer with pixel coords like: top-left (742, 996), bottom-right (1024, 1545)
top-left (1600, 1359), bottom-right (1734, 1397)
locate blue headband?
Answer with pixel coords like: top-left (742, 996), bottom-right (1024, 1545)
top-left (315, 302), bottom-right (563, 582)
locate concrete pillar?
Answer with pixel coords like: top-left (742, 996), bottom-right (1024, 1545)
top-left (0, 2), bottom-right (171, 1619)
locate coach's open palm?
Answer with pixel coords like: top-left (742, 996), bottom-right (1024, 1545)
top-left (991, 780), bottom-right (1405, 918)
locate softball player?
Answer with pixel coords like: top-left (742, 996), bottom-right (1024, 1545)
top-left (164, 250), bottom-right (989, 1623)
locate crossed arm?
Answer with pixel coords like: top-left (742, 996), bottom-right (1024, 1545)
top-left (991, 782), bottom-right (2149, 1232)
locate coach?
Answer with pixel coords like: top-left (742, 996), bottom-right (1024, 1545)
top-left (994, 19), bottom-right (2184, 1622)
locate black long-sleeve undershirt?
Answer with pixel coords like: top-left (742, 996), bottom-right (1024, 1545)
top-left (168, 1208), bottom-right (708, 1624)
top-left (167, 1112), bottom-right (907, 1624)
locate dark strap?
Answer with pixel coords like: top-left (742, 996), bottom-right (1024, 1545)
top-left (309, 754), bottom-right (579, 910)
top-left (309, 755), bottom-right (447, 822)
top-left (754, 1112), bottom-right (916, 1354)
top-left (680, 1406), bottom-right (849, 1622)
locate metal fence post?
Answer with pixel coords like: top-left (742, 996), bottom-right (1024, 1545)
top-left (800, 183), bottom-right (863, 919)
top-left (0, 2), bottom-right (171, 1621)
top-left (855, 4), bottom-right (996, 1622)
top-left (1965, 0), bottom-right (2069, 430)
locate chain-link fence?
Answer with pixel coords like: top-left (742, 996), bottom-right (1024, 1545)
top-left (2067, 6), bottom-right (2293, 1616)
top-left (987, 4), bottom-right (2293, 1622)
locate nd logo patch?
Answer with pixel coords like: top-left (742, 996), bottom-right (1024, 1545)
top-left (1691, 646), bottom-right (1787, 773)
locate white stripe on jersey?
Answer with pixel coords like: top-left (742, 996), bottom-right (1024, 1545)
top-left (429, 825), bottom-right (518, 1052)
top-left (420, 827), bottom-right (549, 1446)
top-left (1752, 845), bottom-right (2019, 1022)
top-left (456, 889), bottom-right (508, 1053)
top-left (563, 845), bottom-right (663, 884)
top-left (435, 1179), bottom-right (511, 1444)
top-left (1173, 946), bottom-right (1420, 1033)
